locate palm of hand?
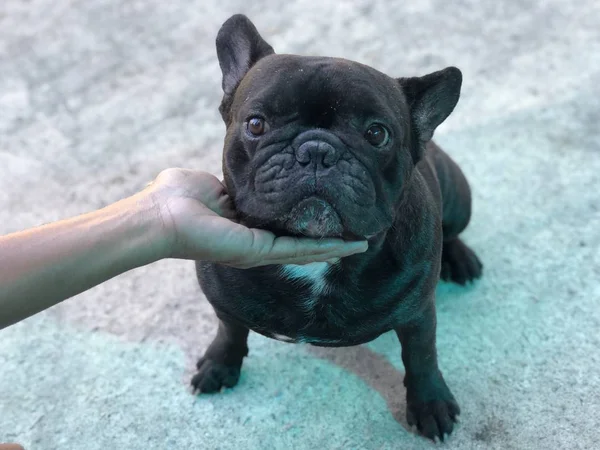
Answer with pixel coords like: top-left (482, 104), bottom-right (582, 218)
top-left (145, 168), bottom-right (367, 268)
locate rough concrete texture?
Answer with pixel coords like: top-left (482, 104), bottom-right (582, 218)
top-left (1, 0), bottom-right (600, 449)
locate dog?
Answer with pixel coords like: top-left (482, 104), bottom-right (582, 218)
top-left (192, 14), bottom-right (482, 441)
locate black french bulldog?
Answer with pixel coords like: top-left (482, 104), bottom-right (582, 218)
top-left (192, 14), bottom-right (482, 441)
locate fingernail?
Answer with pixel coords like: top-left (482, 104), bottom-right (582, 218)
top-left (346, 241), bottom-right (369, 253)
top-left (320, 239), bottom-right (368, 253)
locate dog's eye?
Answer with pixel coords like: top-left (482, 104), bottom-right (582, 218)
top-left (364, 124), bottom-right (389, 147)
top-left (247, 117), bottom-right (266, 136)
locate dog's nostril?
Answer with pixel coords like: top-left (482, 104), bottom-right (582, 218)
top-left (295, 140), bottom-right (340, 167)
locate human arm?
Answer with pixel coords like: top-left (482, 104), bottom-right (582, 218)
top-left (0, 169), bottom-right (367, 330)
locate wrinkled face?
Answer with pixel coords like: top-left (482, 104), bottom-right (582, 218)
top-left (215, 15), bottom-right (462, 239)
top-left (223, 55), bottom-right (413, 239)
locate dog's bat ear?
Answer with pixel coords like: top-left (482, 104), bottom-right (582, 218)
top-left (398, 67), bottom-right (462, 144)
top-left (216, 14), bottom-right (275, 96)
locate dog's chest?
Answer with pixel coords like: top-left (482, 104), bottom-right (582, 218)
top-left (279, 262), bottom-right (333, 298)
top-left (272, 262), bottom-right (340, 343)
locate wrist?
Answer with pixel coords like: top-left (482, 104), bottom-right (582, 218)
top-left (109, 191), bottom-right (173, 266)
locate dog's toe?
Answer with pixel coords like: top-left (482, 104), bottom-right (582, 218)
top-left (405, 372), bottom-right (460, 441)
top-left (191, 358), bottom-right (241, 394)
top-left (441, 238), bottom-right (483, 285)
top-left (407, 397), bottom-right (460, 441)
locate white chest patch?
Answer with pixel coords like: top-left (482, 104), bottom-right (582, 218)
top-left (271, 333), bottom-right (297, 343)
top-left (279, 261), bottom-right (334, 297)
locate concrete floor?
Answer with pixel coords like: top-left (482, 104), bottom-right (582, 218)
top-left (1, 1), bottom-right (599, 449)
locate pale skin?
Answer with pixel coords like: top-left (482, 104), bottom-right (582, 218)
top-left (0, 168), bottom-right (368, 331)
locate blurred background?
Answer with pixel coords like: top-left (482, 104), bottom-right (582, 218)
top-left (1, 1), bottom-right (599, 449)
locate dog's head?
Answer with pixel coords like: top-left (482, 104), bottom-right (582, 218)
top-left (215, 14), bottom-right (461, 240)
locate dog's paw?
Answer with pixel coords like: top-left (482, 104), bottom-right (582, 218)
top-left (440, 238), bottom-right (483, 285)
top-left (406, 397), bottom-right (460, 441)
top-left (405, 373), bottom-right (460, 442)
top-left (191, 357), bottom-right (242, 394)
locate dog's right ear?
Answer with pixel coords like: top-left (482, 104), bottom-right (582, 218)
top-left (216, 14), bottom-right (275, 96)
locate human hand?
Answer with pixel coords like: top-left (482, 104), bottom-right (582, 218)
top-left (142, 168), bottom-right (368, 268)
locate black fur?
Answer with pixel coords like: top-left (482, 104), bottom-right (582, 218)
top-left (192, 14), bottom-right (482, 442)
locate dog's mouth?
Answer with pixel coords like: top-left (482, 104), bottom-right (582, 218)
top-left (277, 196), bottom-right (377, 241)
top-left (283, 197), bottom-right (343, 238)
top-left (237, 196), bottom-right (380, 241)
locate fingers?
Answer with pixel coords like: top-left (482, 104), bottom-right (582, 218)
top-left (237, 229), bottom-right (368, 267)
top-left (151, 168), bottom-right (237, 217)
top-left (271, 235), bottom-right (368, 258)
top-left (182, 172), bottom-right (236, 219)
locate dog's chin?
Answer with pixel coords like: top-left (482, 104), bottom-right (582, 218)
top-left (271, 196), bottom-right (375, 241)
top-left (282, 197), bottom-right (344, 238)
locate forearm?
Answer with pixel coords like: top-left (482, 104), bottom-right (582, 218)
top-left (0, 193), bottom-right (166, 330)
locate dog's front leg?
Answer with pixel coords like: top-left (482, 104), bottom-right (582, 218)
top-left (395, 303), bottom-right (460, 441)
top-left (191, 317), bottom-right (249, 394)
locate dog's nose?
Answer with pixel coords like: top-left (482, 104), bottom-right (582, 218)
top-left (295, 140), bottom-right (340, 167)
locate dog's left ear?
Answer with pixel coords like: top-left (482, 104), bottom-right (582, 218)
top-left (398, 67), bottom-right (462, 145)
top-left (216, 14), bottom-right (275, 96)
